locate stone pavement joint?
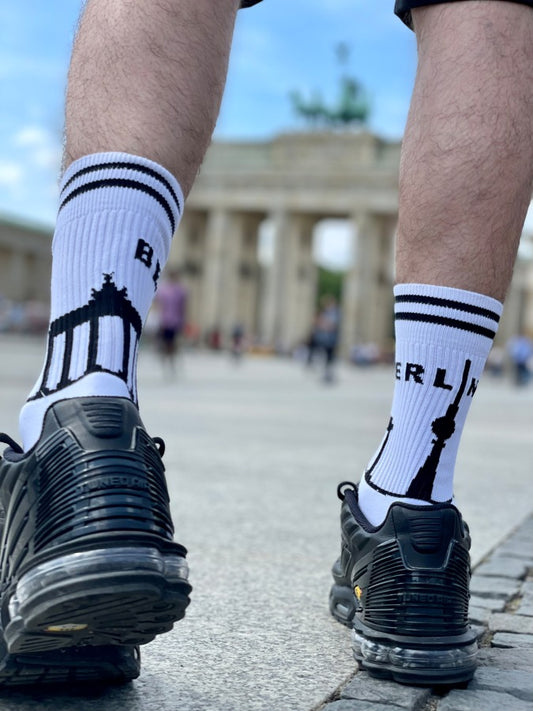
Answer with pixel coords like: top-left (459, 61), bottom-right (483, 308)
top-left (319, 514), bottom-right (533, 711)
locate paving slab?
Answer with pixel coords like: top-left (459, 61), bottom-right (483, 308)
top-left (322, 702), bottom-right (401, 711)
top-left (474, 557), bottom-right (529, 579)
top-left (491, 631), bottom-right (533, 648)
top-left (491, 539), bottom-right (533, 562)
top-left (0, 336), bottom-right (532, 710)
top-left (468, 596), bottom-right (505, 611)
top-left (340, 673), bottom-right (430, 708)
top-left (488, 613), bottom-right (533, 634)
top-left (468, 606), bottom-right (491, 625)
top-left (478, 646), bottom-right (533, 670)
top-left (469, 576), bottom-right (521, 599)
top-left (438, 689), bottom-right (533, 711)
top-left (468, 667), bottom-right (533, 702)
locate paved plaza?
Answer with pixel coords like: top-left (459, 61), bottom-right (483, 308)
top-left (0, 334), bottom-right (532, 710)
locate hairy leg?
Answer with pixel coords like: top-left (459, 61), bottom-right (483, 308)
top-left (20, 0), bottom-right (240, 449)
top-left (396, 1), bottom-right (533, 301)
top-left (359, 1), bottom-right (533, 526)
top-left (64, 0), bottom-right (240, 195)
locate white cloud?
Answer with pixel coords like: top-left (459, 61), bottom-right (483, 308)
top-left (0, 125), bottom-right (62, 224)
top-left (14, 126), bottom-right (50, 147)
top-left (0, 161), bottom-right (23, 186)
top-left (12, 125), bottom-right (62, 170)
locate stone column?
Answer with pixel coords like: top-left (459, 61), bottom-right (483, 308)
top-left (199, 212), bottom-right (262, 345)
top-left (201, 208), bottom-right (232, 336)
top-left (218, 213), bottom-right (245, 340)
top-left (282, 214), bottom-right (316, 351)
top-left (341, 212), bottom-right (395, 356)
top-left (500, 258), bottom-right (526, 344)
top-left (167, 213), bottom-right (190, 268)
top-left (167, 210), bottom-right (207, 335)
top-left (260, 211), bottom-right (316, 352)
top-left (260, 210), bottom-right (289, 348)
top-left (234, 215), bottom-right (262, 341)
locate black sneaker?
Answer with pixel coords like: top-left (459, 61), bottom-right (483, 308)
top-left (329, 482), bottom-right (478, 686)
top-left (0, 639), bottom-right (141, 687)
top-left (0, 396), bottom-right (191, 687)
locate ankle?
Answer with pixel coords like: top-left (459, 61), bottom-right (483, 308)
top-left (357, 476), bottom-right (435, 527)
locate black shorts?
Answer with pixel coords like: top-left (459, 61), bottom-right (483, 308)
top-left (395, 0), bottom-right (533, 28)
top-left (160, 327), bottom-right (181, 346)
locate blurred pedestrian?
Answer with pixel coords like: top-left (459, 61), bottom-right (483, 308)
top-left (231, 323), bottom-right (245, 360)
top-left (315, 295), bottom-right (341, 383)
top-left (154, 267), bottom-right (188, 375)
top-left (507, 332), bottom-right (533, 386)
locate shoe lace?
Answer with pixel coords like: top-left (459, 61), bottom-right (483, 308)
top-left (337, 481), bottom-right (356, 501)
top-left (152, 436), bottom-right (166, 458)
top-left (0, 433), bottom-right (24, 455)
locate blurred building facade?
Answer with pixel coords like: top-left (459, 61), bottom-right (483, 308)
top-left (175, 131), bottom-right (400, 353)
top-left (1, 131), bottom-right (532, 351)
top-left (0, 216), bottom-right (51, 301)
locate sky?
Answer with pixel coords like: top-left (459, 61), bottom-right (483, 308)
top-left (23, 0), bottom-right (533, 274)
top-left (0, 1), bottom-right (417, 218)
top-left (3, 1), bottom-right (533, 269)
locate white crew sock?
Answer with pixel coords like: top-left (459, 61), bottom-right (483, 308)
top-left (358, 283), bottom-right (503, 527)
top-left (19, 152), bottom-right (183, 450)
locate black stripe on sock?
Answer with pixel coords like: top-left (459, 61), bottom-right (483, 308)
top-left (395, 294), bottom-right (500, 323)
top-left (58, 178), bottom-right (176, 233)
top-left (395, 312), bottom-right (496, 339)
top-left (61, 161), bottom-right (182, 215)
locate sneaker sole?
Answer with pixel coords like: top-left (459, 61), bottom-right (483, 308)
top-left (352, 619), bottom-right (478, 686)
top-left (330, 581), bottom-right (477, 686)
top-left (0, 644), bottom-right (140, 688)
top-left (2, 547), bottom-right (191, 655)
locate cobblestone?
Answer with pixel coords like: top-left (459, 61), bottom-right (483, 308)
top-left (468, 595), bottom-right (505, 612)
top-left (323, 702), bottom-right (404, 711)
top-left (469, 667), bottom-right (533, 702)
top-left (520, 580), bottom-right (533, 598)
top-left (320, 515), bottom-right (533, 711)
top-left (516, 580), bottom-right (533, 616)
top-left (438, 689), bottom-right (533, 711)
top-left (474, 557), bottom-right (528, 579)
top-left (467, 606), bottom-right (490, 625)
top-left (469, 575), bottom-right (520, 599)
top-left (493, 540), bottom-right (533, 562)
top-left (491, 632), bottom-right (533, 649)
top-left (478, 646), bottom-right (533, 670)
top-left (488, 612), bottom-right (533, 634)
top-left (516, 601), bottom-right (533, 616)
top-left (340, 673), bottom-right (430, 708)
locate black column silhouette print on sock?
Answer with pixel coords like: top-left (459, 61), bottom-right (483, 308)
top-left (30, 274), bottom-right (142, 402)
top-left (406, 358), bottom-right (472, 501)
top-left (365, 417), bottom-right (394, 482)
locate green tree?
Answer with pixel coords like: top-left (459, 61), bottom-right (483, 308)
top-left (316, 266), bottom-right (344, 306)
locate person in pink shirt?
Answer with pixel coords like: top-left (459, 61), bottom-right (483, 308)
top-left (154, 267), bottom-right (188, 370)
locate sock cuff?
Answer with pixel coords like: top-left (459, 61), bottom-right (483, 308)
top-left (393, 283), bottom-right (503, 356)
top-left (58, 152), bottom-right (184, 238)
top-left (394, 283), bottom-right (503, 315)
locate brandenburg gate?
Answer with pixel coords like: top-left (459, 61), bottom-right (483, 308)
top-left (1, 130), bottom-right (528, 351)
top-left (170, 131), bottom-right (402, 354)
